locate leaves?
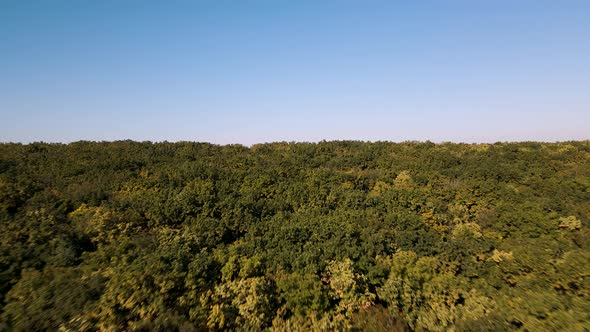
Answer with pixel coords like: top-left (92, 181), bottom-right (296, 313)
top-left (0, 140), bottom-right (589, 330)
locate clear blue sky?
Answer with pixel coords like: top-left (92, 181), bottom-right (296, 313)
top-left (1, 1), bottom-right (589, 144)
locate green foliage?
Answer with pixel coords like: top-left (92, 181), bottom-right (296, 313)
top-left (1, 267), bottom-right (103, 331)
top-left (0, 140), bottom-right (589, 330)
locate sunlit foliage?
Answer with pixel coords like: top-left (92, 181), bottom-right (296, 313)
top-left (0, 140), bottom-right (589, 331)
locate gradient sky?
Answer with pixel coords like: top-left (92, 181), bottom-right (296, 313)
top-left (1, 1), bottom-right (589, 145)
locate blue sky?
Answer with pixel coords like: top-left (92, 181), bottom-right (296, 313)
top-left (1, 1), bottom-right (589, 144)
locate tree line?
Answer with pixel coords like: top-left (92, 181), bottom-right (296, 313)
top-left (0, 140), bottom-right (589, 331)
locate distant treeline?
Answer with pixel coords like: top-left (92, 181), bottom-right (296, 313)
top-left (0, 140), bottom-right (589, 331)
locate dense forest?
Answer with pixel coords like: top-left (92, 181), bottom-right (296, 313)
top-left (0, 140), bottom-right (589, 331)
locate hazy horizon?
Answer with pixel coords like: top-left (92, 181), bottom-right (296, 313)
top-left (2, 1), bottom-right (589, 145)
top-left (2, 138), bottom-right (590, 148)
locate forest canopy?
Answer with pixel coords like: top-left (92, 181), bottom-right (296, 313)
top-left (0, 140), bottom-right (589, 331)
